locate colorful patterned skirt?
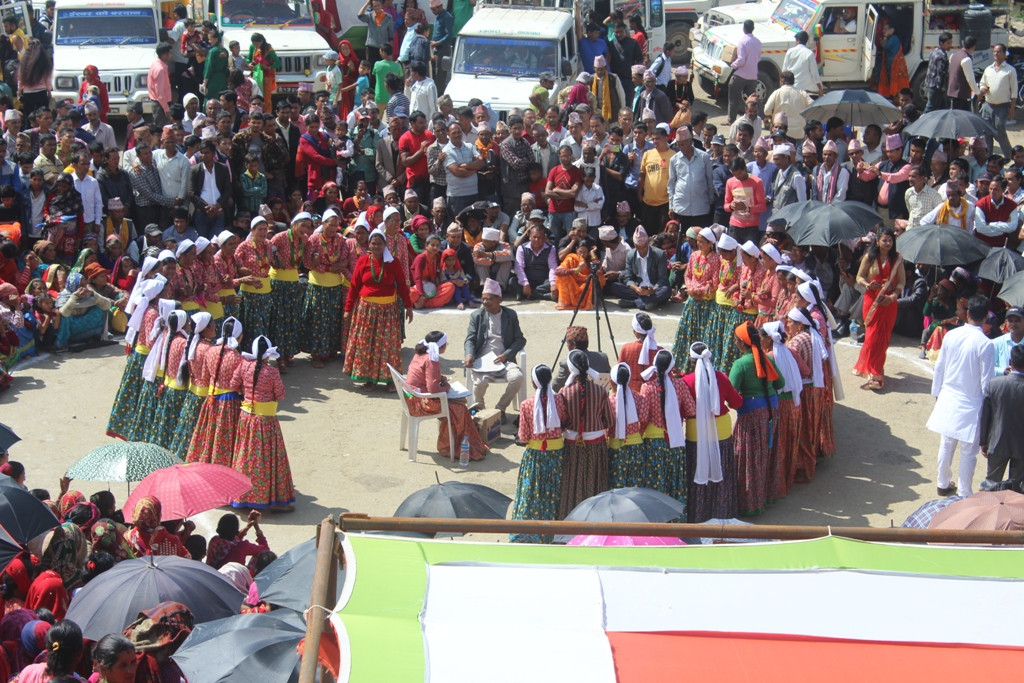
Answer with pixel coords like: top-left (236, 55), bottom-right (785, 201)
top-left (771, 394), bottom-right (801, 499)
top-left (147, 385), bottom-right (189, 448)
top-left (794, 386), bottom-right (826, 483)
top-left (557, 440), bottom-right (610, 519)
top-left (239, 291), bottom-right (273, 350)
top-left (343, 297), bottom-right (402, 384)
top-left (820, 371), bottom-right (836, 457)
top-left (408, 397), bottom-right (487, 460)
top-left (644, 437), bottom-right (687, 507)
top-left (733, 398), bottom-right (777, 516)
top-left (708, 304), bottom-right (755, 376)
top-left (106, 350), bottom-right (147, 440)
top-left (673, 298), bottom-right (717, 371)
top-left (186, 394), bottom-right (241, 467)
top-left (510, 446), bottom-right (564, 544)
top-left (270, 279), bottom-right (306, 358)
top-left (302, 284), bottom-right (344, 359)
top-left (609, 440), bottom-right (648, 490)
top-left (128, 380), bottom-right (163, 445)
top-left (231, 412), bottom-right (295, 509)
top-left (685, 437), bottom-right (737, 523)
top-left (167, 390), bottom-right (205, 459)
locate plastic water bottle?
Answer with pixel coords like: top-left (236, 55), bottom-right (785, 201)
top-left (459, 436), bottom-right (470, 467)
top-left (850, 321), bottom-right (860, 340)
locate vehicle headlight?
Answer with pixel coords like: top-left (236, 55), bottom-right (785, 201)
top-left (55, 76), bottom-right (77, 90)
top-left (135, 75), bottom-right (148, 89)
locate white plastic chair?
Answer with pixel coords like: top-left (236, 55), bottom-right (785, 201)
top-left (387, 364), bottom-right (457, 463)
top-left (464, 349), bottom-right (528, 407)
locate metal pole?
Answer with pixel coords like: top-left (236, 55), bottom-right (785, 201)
top-left (298, 515), bottom-right (339, 683)
top-left (338, 513), bottom-right (1024, 545)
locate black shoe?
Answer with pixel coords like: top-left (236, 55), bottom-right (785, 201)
top-left (937, 484), bottom-right (958, 497)
top-left (856, 334), bottom-right (865, 344)
top-left (835, 320), bottom-right (850, 338)
top-left (617, 298), bottom-right (635, 309)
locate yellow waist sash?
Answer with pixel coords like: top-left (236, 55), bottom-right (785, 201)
top-left (740, 306), bottom-right (757, 315)
top-left (362, 294), bottom-right (396, 304)
top-left (715, 289), bottom-right (735, 307)
top-left (270, 267), bottom-right (300, 282)
top-left (181, 301), bottom-right (202, 311)
top-left (240, 276), bottom-right (272, 294)
top-left (217, 287), bottom-right (237, 298)
top-left (189, 383), bottom-right (210, 397)
top-left (685, 414), bottom-right (733, 441)
top-left (135, 344), bottom-right (151, 354)
top-left (643, 425), bottom-right (666, 440)
top-left (241, 400), bottom-right (278, 416)
top-left (526, 437), bottom-right (564, 451)
top-left (309, 270), bottom-right (347, 287)
top-left (609, 432), bottom-right (644, 449)
top-left (163, 375), bottom-right (186, 390)
top-left (211, 385), bottom-right (238, 396)
top-left (206, 302), bottom-right (225, 319)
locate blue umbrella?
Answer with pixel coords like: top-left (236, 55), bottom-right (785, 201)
top-left (553, 487), bottom-right (687, 543)
top-left (801, 89), bottom-right (902, 127)
top-left (254, 535), bottom-right (345, 611)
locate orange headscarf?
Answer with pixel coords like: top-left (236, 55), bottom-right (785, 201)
top-left (735, 322), bottom-right (779, 381)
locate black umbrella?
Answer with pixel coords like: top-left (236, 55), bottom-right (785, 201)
top-left (0, 422), bottom-right (19, 453)
top-left (800, 89), bottom-right (902, 128)
top-left (0, 525), bottom-right (25, 574)
top-left (784, 201), bottom-right (882, 247)
top-left (902, 109), bottom-right (998, 141)
top-left (896, 224), bottom-right (991, 267)
top-left (254, 535), bottom-right (345, 612)
top-left (553, 487), bottom-right (687, 543)
top-left (0, 485), bottom-right (60, 546)
top-left (65, 555), bottom-right (244, 640)
top-left (996, 270), bottom-right (1024, 307)
top-left (978, 247), bottom-right (1024, 283)
top-left (395, 480), bottom-right (512, 520)
top-left (172, 610), bottom-right (307, 683)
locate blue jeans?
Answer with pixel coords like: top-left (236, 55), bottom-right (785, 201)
top-left (923, 87), bottom-right (946, 114)
top-left (447, 193), bottom-right (477, 218)
top-left (981, 101), bottom-right (1014, 158)
top-left (193, 210), bottom-right (225, 239)
top-left (547, 211), bottom-right (575, 243)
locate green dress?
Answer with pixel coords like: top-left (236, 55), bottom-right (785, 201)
top-left (204, 44), bottom-right (230, 104)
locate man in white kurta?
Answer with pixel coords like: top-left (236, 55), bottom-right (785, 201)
top-left (926, 298), bottom-right (994, 496)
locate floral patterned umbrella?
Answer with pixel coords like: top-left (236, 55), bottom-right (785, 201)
top-left (65, 442), bottom-right (183, 482)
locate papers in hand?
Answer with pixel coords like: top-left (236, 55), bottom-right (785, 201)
top-left (472, 351), bottom-right (506, 373)
top-left (447, 380), bottom-right (472, 399)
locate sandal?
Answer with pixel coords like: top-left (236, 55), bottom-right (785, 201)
top-left (860, 379), bottom-right (883, 391)
top-left (361, 382), bottom-right (376, 391)
top-left (384, 383), bottom-right (397, 393)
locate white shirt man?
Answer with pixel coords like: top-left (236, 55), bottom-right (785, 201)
top-left (71, 153), bottom-right (103, 231)
top-left (926, 299), bottom-right (994, 496)
top-left (782, 34), bottom-right (823, 96)
top-left (155, 138), bottom-right (190, 205)
top-left (82, 104), bottom-right (116, 149)
top-left (764, 76), bottom-right (813, 134)
top-left (408, 72), bottom-right (438, 119)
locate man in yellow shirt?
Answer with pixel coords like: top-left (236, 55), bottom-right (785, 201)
top-left (636, 122), bottom-right (675, 237)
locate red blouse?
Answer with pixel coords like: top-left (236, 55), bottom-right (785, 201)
top-left (344, 254), bottom-right (413, 312)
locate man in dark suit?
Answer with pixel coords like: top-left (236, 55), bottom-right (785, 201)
top-left (376, 115), bottom-right (405, 195)
top-left (609, 224), bottom-right (670, 310)
top-left (980, 344), bottom-right (1024, 488)
top-left (463, 278), bottom-right (527, 419)
top-left (189, 140), bottom-right (232, 238)
top-left (552, 326), bottom-right (612, 391)
top-left (274, 100), bottom-right (301, 196)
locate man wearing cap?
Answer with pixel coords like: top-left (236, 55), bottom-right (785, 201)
top-left (876, 133), bottom-right (910, 227)
top-left (782, 31), bottom-right (822, 98)
top-left (599, 224), bottom-right (629, 288)
top-left (635, 70), bottom-right (673, 125)
top-left (611, 224), bottom-right (670, 310)
top-left (442, 221), bottom-right (476, 284)
top-left (507, 193), bottom-right (538, 247)
top-left (101, 197), bottom-right (138, 261)
top-left (592, 55), bottom-right (626, 123)
top-left (514, 221), bottom-right (556, 301)
top-left (3, 109), bottom-right (20, 151)
top-left (464, 277), bottom-right (526, 421)
top-left (667, 125), bottom-right (713, 231)
top-left (637, 122), bottom-right (674, 234)
top-left (189, 140), bottom-right (231, 238)
top-left (429, 0), bottom-right (454, 90)
top-left (841, 139), bottom-right (878, 208)
top-left (530, 73), bottom-right (555, 115)
top-left (400, 187), bottom-right (429, 228)
top-left (473, 226), bottom-right (512, 288)
top-left (811, 140), bottom-right (849, 203)
top-left (552, 326), bottom-right (612, 392)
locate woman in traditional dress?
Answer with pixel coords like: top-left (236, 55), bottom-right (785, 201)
top-left (511, 364), bottom-right (567, 543)
top-left (343, 227), bottom-right (414, 390)
top-left (708, 233), bottom-right (744, 373)
top-left (557, 350), bottom-right (614, 518)
top-left (682, 342), bottom-right (742, 522)
top-left (761, 320), bottom-right (805, 501)
top-left (210, 230), bottom-right (247, 323)
top-left (797, 279), bottom-right (839, 458)
top-left (554, 238), bottom-right (603, 311)
top-left (753, 242), bottom-right (783, 327)
top-left (786, 306), bottom-right (827, 483)
top-left (79, 65), bottom-right (110, 122)
top-left (337, 39), bottom-right (360, 119)
top-left (773, 265), bottom-right (797, 321)
top-left (269, 213), bottom-right (312, 369)
top-left (640, 349), bottom-right (695, 504)
top-left (202, 29), bottom-right (230, 105)
top-left (186, 317), bottom-right (244, 467)
top-left (729, 322), bottom-right (784, 515)
top-left (247, 33), bottom-right (281, 101)
top-left (230, 335), bottom-right (295, 512)
top-left (235, 216), bottom-right (273, 349)
top-left (171, 239), bottom-right (203, 316)
top-left (607, 362), bottom-right (650, 489)
top-left (126, 497), bottom-right (190, 557)
top-left (168, 312), bottom-right (216, 459)
top-left (193, 235), bottom-right (222, 324)
top-left (852, 228), bottom-right (904, 391)
top-left (147, 310), bottom-right (191, 447)
top-left (25, 524), bottom-right (87, 619)
top-left (673, 227), bottom-right (719, 369)
top-left (405, 330), bottom-right (488, 461)
top-left (410, 234), bottom-right (456, 309)
top-left (736, 240), bottom-right (766, 324)
top-left (617, 312), bottom-right (660, 395)
top-left (303, 209), bottom-right (354, 368)
top-left (877, 23), bottom-right (910, 99)
top-left (346, 213), bottom-right (371, 259)
top-left (126, 299), bottom-right (177, 442)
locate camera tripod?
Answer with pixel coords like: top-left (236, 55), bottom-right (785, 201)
top-left (551, 261), bottom-right (618, 369)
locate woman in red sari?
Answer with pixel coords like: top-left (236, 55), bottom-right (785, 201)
top-left (852, 228), bottom-right (904, 390)
top-left (79, 65), bottom-right (110, 122)
top-left (337, 40), bottom-right (360, 119)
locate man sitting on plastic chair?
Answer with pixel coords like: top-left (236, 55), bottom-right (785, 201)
top-left (463, 278), bottom-right (527, 424)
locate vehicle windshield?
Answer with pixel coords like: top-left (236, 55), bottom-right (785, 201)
top-left (771, 0), bottom-right (820, 32)
top-left (454, 36), bottom-right (557, 77)
top-left (55, 8), bottom-right (157, 45)
top-left (220, 0), bottom-right (312, 28)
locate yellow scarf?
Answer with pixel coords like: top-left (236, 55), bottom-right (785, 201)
top-left (105, 217), bottom-right (130, 247)
top-left (591, 74), bottom-right (613, 122)
top-left (936, 198), bottom-right (968, 229)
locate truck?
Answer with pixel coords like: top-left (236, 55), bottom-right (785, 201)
top-left (691, 0), bottom-right (1014, 109)
top-left (664, 0), bottom-right (764, 59)
top-left (51, 0), bottom-right (163, 118)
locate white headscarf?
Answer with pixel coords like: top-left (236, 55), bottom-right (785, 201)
top-left (566, 350), bottom-right (599, 386)
top-left (217, 316), bottom-right (243, 350)
top-left (418, 333), bottom-right (447, 362)
top-left (688, 343), bottom-right (722, 485)
top-left (368, 227), bottom-right (394, 263)
top-left (242, 335), bottom-right (280, 362)
top-left (186, 312), bottom-right (213, 361)
top-left (124, 256), bottom-right (159, 316)
top-left (531, 365), bottom-right (561, 434)
top-left (641, 350), bottom-right (685, 448)
top-left (762, 321), bottom-right (802, 407)
top-left (788, 307), bottom-right (826, 388)
top-left (143, 307), bottom-right (186, 382)
top-left (125, 275), bottom-right (167, 346)
top-left (611, 363), bottom-right (639, 441)
top-left (631, 314), bottom-right (658, 365)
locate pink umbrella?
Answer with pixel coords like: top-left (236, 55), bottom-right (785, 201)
top-left (123, 464), bottom-right (252, 521)
top-left (567, 535), bottom-right (687, 547)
